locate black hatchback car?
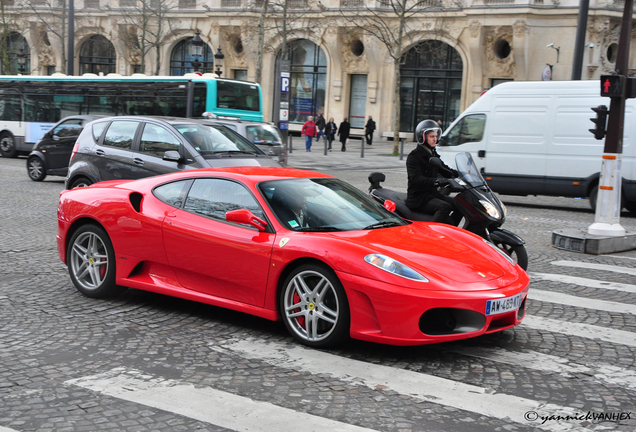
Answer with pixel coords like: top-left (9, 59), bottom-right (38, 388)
top-left (65, 116), bottom-right (280, 189)
top-left (27, 115), bottom-right (102, 182)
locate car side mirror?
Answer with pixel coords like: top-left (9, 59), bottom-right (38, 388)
top-left (52, 135), bottom-right (60, 141)
top-left (383, 200), bottom-right (397, 212)
top-left (225, 209), bottom-right (268, 231)
top-left (163, 150), bottom-right (182, 162)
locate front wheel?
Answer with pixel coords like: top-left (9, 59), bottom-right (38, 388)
top-left (0, 132), bottom-right (16, 158)
top-left (280, 264), bottom-right (350, 348)
top-left (494, 241), bottom-right (528, 271)
top-left (67, 224), bottom-right (125, 298)
top-left (27, 156), bottom-right (46, 181)
top-left (69, 177), bottom-right (92, 189)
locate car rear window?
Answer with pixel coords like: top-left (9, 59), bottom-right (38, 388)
top-left (174, 124), bottom-right (260, 155)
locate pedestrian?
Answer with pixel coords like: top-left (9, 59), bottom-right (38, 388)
top-left (301, 116), bottom-right (317, 152)
top-left (325, 117), bottom-right (337, 151)
top-left (315, 113), bottom-right (326, 143)
top-left (365, 115), bottom-right (376, 145)
top-left (337, 117), bottom-right (350, 152)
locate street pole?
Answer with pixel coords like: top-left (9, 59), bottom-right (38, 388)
top-left (571, 0), bottom-right (590, 80)
top-left (67, 0), bottom-right (74, 75)
top-left (587, 0), bottom-right (634, 236)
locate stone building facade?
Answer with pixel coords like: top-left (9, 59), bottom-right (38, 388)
top-left (4, 0), bottom-right (636, 135)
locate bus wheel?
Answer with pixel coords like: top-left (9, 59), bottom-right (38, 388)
top-left (0, 132), bottom-right (16, 158)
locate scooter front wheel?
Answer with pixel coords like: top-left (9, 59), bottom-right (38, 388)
top-left (494, 241), bottom-right (528, 271)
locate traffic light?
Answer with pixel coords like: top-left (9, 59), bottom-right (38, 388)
top-left (589, 105), bottom-right (608, 140)
top-left (600, 75), bottom-right (625, 98)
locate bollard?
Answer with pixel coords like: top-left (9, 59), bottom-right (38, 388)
top-left (360, 136), bottom-right (365, 158)
top-left (288, 134), bottom-right (293, 153)
top-left (399, 138), bottom-right (405, 160)
top-left (324, 137), bottom-right (328, 156)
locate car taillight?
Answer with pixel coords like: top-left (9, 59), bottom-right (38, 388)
top-left (69, 142), bottom-right (80, 161)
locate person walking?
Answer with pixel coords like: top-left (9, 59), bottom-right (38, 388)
top-left (315, 113), bottom-right (326, 143)
top-left (337, 117), bottom-right (351, 152)
top-left (301, 116), bottom-right (317, 152)
top-left (325, 117), bottom-right (337, 151)
top-left (364, 116), bottom-right (376, 145)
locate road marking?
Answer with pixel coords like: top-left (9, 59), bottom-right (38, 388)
top-left (528, 289), bottom-right (636, 315)
top-left (214, 339), bottom-right (603, 432)
top-left (66, 368), bottom-right (376, 432)
top-left (531, 273), bottom-right (636, 294)
top-left (448, 346), bottom-right (636, 392)
top-left (0, 427), bottom-right (21, 432)
top-left (551, 260), bottom-right (636, 276)
top-left (522, 315), bottom-right (636, 347)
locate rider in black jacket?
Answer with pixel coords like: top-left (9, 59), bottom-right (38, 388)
top-left (406, 119), bottom-right (461, 225)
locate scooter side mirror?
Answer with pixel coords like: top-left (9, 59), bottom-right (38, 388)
top-left (383, 200), bottom-right (397, 212)
top-left (429, 157), bottom-right (442, 167)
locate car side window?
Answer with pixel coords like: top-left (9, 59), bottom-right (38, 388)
top-left (443, 114), bottom-right (486, 147)
top-left (92, 121), bottom-right (109, 142)
top-left (153, 180), bottom-right (191, 208)
top-left (183, 179), bottom-right (264, 227)
top-left (139, 123), bottom-right (181, 157)
top-left (103, 120), bottom-right (139, 149)
top-left (53, 119), bottom-right (83, 137)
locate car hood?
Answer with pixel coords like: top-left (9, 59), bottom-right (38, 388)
top-left (202, 156), bottom-right (280, 167)
top-left (332, 222), bottom-right (522, 290)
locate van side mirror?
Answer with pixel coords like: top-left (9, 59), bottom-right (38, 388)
top-left (438, 135), bottom-right (448, 146)
top-left (225, 209), bottom-right (268, 231)
top-left (163, 150), bottom-right (182, 162)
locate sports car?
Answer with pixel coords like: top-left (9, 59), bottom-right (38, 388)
top-left (57, 167), bottom-right (530, 347)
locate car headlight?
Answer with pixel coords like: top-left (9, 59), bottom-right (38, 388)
top-left (479, 199), bottom-right (501, 219)
top-left (482, 239), bottom-right (515, 266)
top-left (364, 254), bottom-right (429, 282)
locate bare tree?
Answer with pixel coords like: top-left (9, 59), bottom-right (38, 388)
top-left (118, 0), bottom-right (177, 75)
top-left (342, 0), bottom-right (450, 154)
top-left (25, 0), bottom-right (67, 72)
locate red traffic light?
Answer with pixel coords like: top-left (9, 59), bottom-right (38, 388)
top-left (600, 75), bottom-right (625, 97)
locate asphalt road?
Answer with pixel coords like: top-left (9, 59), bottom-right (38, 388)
top-left (1, 145), bottom-right (636, 432)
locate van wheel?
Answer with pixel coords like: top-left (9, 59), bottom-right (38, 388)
top-left (589, 186), bottom-right (598, 211)
top-left (624, 200), bottom-right (636, 214)
top-left (0, 132), bottom-right (16, 158)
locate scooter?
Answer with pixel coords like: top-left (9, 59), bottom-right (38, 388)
top-left (368, 151), bottom-right (528, 270)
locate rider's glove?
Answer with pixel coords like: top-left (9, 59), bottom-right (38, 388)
top-left (434, 178), bottom-right (450, 188)
top-left (450, 169), bottom-right (459, 178)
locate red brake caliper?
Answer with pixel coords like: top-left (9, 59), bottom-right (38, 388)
top-left (293, 292), bottom-right (306, 328)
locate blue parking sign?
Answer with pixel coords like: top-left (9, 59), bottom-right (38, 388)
top-left (279, 122), bottom-right (288, 130)
top-left (281, 77), bottom-right (290, 93)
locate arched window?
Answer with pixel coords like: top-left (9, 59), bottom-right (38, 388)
top-left (170, 38), bottom-right (214, 76)
top-left (279, 39), bottom-right (327, 124)
top-left (79, 35), bottom-right (116, 75)
top-left (1, 32), bottom-right (30, 75)
top-left (400, 40), bottom-right (463, 132)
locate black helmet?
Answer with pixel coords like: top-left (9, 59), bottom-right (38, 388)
top-left (415, 119), bottom-right (441, 145)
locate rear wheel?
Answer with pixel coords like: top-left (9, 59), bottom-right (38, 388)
top-left (494, 241), bottom-right (528, 271)
top-left (0, 132), bottom-right (16, 158)
top-left (67, 224), bottom-right (124, 298)
top-left (624, 199), bottom-right (636, 214)
top-left (589, 186), bottom-right (598, 211)
top-left (27, 156), bottom-right (46, 181)
top-left (280, 264), bottom-right (350, 348)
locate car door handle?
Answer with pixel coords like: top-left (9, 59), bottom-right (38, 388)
top-left (133, 158), bottom-right (144, 166)
top-left (95, 149), bottom-right (106, 156)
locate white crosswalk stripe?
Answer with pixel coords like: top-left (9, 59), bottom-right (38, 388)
top-left (551, 260), bottom-right (636, 276)
top-left (531, 272), bottom-right (636, 294)
top-left (528, 289), bottom-right (636, 315)
top-left (66, 368), bottom-right (377, 432)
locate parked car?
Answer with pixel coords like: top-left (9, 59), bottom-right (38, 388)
top-left (203, 118), bottom-right (284, 162)
top-left (27, 115), bottom-right (102, 182)
top-left (57, 166), bottom-right (529, 348)
top-left (65, 116), bottom-right (280, 189)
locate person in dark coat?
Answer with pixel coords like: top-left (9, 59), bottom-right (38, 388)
top-left (337, 118), bottom-right (351, 152)
top-left (315, 113), bottom-right (326, 143)
top-left (406, 119), bottom-right (461, 225)
top-left (325, 117), bottom-right (337, 151)
top-left (364, 116), bottom-right (376, 145)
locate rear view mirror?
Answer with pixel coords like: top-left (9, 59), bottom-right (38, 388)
top-left (225, 209), bottom-right (268, 231)
top-left (163, 150), bottom-right (182, 162)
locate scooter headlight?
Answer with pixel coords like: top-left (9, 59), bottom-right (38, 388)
top-left (364, 254), bottom-right (429, 282)
top-left (479, 199), bottom-right (501, 219)
top-left (501, 201), bottom-right (508, 217)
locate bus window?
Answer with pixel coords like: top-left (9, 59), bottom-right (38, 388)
top-left (86, 88), bottom-right (119, 116)
top-left (0, 88), bottom-right (22, 121)
top-left (216, 80), bottom-right (260, 112)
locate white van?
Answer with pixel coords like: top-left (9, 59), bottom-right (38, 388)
top-left (437, 80), bottom-right (636, 213)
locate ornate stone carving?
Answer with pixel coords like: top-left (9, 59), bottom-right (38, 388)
top-left (469, 21), bottom-right (481, 39)
top-left (587, 65), bottom-right (598, 79)
top-left (119, 24), bottom-right (141, 66)
top-left (221, 25), bottom-right (248, 69)
top-left (513, 20), bottom-right (527, 38)
top-left (483, 26), bottom-right (515, 78)
top-left (30, 23), bottom-right (55, 66)
top-left (338, 28), bottom-right (368, 73)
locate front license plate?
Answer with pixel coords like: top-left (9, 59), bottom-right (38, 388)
top-left (486, 293), bottom-right (522, 316)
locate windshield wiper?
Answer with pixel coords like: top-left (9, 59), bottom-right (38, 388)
top-left (363, 221), bottom-right (403, 230)
top-left (213, 150), bottom-right (259, 155)
top-left (296, 226), bottom-right (344, 232)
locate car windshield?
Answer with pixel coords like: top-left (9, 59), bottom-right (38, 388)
top-left (259, 178), bottom-right (408, 232)
top-left (174, 124), bottom-right (258, 155)
top-left (246, 125), bottom-right (282, 145)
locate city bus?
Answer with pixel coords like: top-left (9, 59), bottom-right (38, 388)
top-left (0, 73), bottom-right (263, 157)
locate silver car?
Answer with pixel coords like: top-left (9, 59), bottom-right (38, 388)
top-left (203, 118), bottom-right (284, 162)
